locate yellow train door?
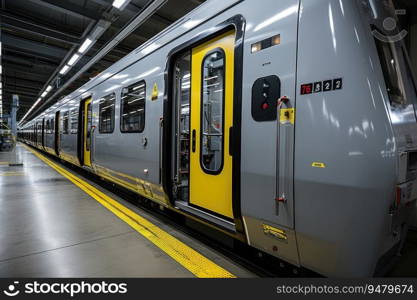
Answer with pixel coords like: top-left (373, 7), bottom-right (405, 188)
top-left (189, 30), bottom-right (235, 219)
top-left (83, 98), bottom-right (92, 167)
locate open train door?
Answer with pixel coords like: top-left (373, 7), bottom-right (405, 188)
top-left (169, 21), bottom-right (245, 233)
top-left (80, 97), bottom-right (92, 167)
top-left (167, 15), bottom-right (246, 234)
top-left (188, 30), bottom-right (236, 220)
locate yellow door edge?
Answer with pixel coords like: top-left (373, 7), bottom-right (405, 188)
top-left (83, 99), bottom-right (92, 167)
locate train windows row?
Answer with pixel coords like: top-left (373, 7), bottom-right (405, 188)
top-left (21, 79), bottom-right (147, 137)
top-left (96, 80), bottom-right (146, 134)
top-left (58, 80), bottom-right (146, 135)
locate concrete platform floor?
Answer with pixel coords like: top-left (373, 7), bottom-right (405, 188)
top-left (0, 144), bottom-right (255, 278)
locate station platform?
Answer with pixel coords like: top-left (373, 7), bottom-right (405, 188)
top-left (0, 144), bottom-right (255, 278)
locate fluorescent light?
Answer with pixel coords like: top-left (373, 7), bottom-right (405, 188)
top-left (78, 38), bottom-right (93, 54)
top-left (112, 0), bottom-right (129, 9)
top-left (59, 65), bottom-right (70, 75)
top-left (0, 83), bottom-right (2, 89)
top-left (46, 85), bottom-right (52, 92)
top-left (41, 91), bottom-right (48, 97)
top-left (90, 21), bottom-right (109, 39)
top-left (0, 66), bottom-right (2, 74)
top-left (68, 54), bottom-right (80, 66)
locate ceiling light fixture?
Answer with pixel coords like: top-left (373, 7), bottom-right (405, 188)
top-left (68, 54), bottom-right (80, 66)
top-left (78, 38), bottom-right (93, 54)
top-left (112, 0), bottom-right (130, 10)
top-left (59, 65), bottom-right (70, 75)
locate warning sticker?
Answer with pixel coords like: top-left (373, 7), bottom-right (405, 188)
top-left (279, 108), bottom-right (295, 124)
top-left (312, 162), bottom-right (326, 168)
top-left (151, 83), bottom-right (159, 101)
top-left (262, 224), bottom-right (288, 241)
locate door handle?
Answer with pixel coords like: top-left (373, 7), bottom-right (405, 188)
top-left (192, 129), bottom-right (196, 153)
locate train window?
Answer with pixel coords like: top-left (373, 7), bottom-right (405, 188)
top-left (62, 111), bottom-right (69, 134)
top-left (99, 93), bottom-right (116, 133)
top-left (51, 118), bottom-right (55, 134)
top-left (200, 50), bottom-right (225, 174)
top-left (46, 120), bottom-right (50, 134)
top-left (37, 122), bottom-right (42, 144)
top-left (374, 37), bottom-right (417, 106)
top-left (70, 109), bottom-right (78, 134)
top-left (120, 80), bottom-right (146, 133)
top-left (48, 119), bottom-right (53, 134)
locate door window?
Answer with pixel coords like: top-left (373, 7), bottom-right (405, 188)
top-left (200, 50), bottom-right (225, 174)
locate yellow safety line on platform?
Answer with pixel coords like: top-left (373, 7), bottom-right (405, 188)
top-left (23, 145), bottom-right (235, 278)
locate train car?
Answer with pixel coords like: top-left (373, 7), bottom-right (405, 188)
top-left (19, 0), bottom-right (417, 277)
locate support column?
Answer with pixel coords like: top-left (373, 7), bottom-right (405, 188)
top-left (11, 95), bottom-right (19, 137)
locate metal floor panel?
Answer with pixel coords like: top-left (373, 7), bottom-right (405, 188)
top-left (0, 144), bottom-right (255, 278)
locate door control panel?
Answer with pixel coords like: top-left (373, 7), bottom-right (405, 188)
top-left (251, 75), bottom-right (281, 122)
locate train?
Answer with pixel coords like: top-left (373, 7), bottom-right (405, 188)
top-left (18, 0), bottom-right (417, 277)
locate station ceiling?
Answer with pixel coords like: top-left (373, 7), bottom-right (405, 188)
top-left (0, 0), bottom-right (204, 122)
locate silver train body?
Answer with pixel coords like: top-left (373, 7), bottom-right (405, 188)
top-left (19, 0), bottom-right (417, 277)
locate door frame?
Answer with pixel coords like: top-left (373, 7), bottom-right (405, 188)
top-left (163, 15), bottom-right (246, 232)
top-left (78, 96), bottom-right (93, 167)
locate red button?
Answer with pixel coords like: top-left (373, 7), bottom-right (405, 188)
top-left (262, 102), bottom-right (269, 110)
